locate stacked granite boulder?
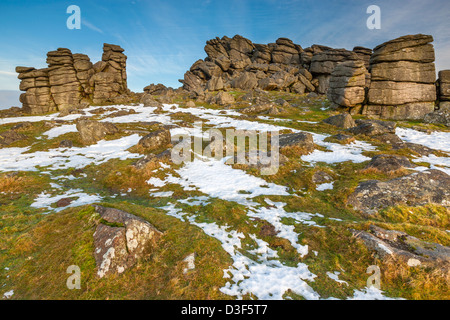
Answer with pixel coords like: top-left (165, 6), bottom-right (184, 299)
top-left (16, 43), bottom-right (130, 114)
top-left (364, 34), bottom-right (437, 120)
top-left (327, 60), bottom-right (368, 109)
top-left (90, 43), bottom-right (129, 104)
top-left (16, 66), bottom-right (56, 114)
top-left (309, 49), bottom-right (360, 94)
top-left (47, 48), bottom-right (85, 111)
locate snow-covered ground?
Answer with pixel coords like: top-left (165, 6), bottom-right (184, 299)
top-left (3, 103), bottom-right (446, 300)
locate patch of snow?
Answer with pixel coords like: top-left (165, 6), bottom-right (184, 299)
top-left (161, 204), bottom-right (319, 300)
top-left (167, 157), bottom-right (289, 204)
top-left (348, 286), bottom-right (402, 300)
top-left (31, 189), bottom-right (102, 213)
top-left (396, 127), bottom-right (450, 153)
top-left (42, 124), bottom-right (77, 139)
top-left (0, 134), bottom-right (141, 172)
top-left (3, 290), bottom-right (14, 299)
top-left (316, 182), bottom-right (334, 191)
top-left (326, 271), bottom-right (348, 286)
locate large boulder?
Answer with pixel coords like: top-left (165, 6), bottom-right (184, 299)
top-left (347, 119), bottom-right (396, 136)
top-left (76, 119), bottom-right (120, 145)
top-left (93, 205), bottom-right (162, 278)
top-left (347, 169), bottom-right (450, 214)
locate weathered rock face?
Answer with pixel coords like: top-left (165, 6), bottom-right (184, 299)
top-left (364, 34), bottom-right (437, 120)
top-left (310, 49), bottom-right (360, 94)
top-left (438, 70), bottom-right (450, 113)
top-left (93, 205), bottom-right (162, 278)
top-left (16, 43), bottom-right (130, 114)
top-left (352, 46), bottom-right (372, 69)
top-left (180, 35), bottom-right (318, 97)
top-left (347, 169), bottom-right (450, 214)
top-left (327, 60), bottom-right (368, 108)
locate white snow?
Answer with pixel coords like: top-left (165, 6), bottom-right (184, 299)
top-left (326, 271), bottom-right (348, 286)
top-left (161, 204), bottom-right (319, 300)
top-left (167, 157), bottom-right (289, 204)
top-left (3, 290), bottom-right (14, 299)
top-left (396, 127), bottom-right (450, 153)
top-left (316, 182), bottom-right (334, 191)
top-left (0, 134), bottom-right (141, 172)
top-left (347, 286), bottom-right (402, 300)
top-left (42, 124), bottom-right (77, 139)
top-left (31, 189), bottom-right (102, 213)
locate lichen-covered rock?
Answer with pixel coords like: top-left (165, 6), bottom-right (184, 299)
top-left (352, 225), bottom-right (450, 269)
top-left (423, 110), bottom-right (450, 127)
top-left (76, 119), bottom-right (120, 145)
top-left (138, 127), bottom-right (171, 151)
top-left (93, 205), bottom-right (162, 278)
top-left (347, 169), bottom-right (450, 214)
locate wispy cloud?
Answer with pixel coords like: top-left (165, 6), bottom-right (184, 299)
top-left (82, 19), bottom-right (104, 34)
top-left (0, 70), bottom-right (16, 76)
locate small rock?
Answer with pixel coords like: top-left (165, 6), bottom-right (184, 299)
top-left (138, 128), bottom-right (171, 152)
top-left (185, 100), bottom-right (196, 108)
top-left (56, 197), bottom-right (73, 207)
top-left (279, 132), bottom-right (315, 155)
top-left (365, 154), bottom-right (414, 173)
top-left (59, 140), bottom-right (73, 148)
top-left (322, 113), bottom-right (356, 129)
top-left (182, 253), bottom-right (196, 274)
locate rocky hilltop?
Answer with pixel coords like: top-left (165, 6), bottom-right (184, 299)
top-left (13, 34), bottom-right (450, 125)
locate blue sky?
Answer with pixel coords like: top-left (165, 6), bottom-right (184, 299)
top-left (1, 0), bottom-right (450, 103)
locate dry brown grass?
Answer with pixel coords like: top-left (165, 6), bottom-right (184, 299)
top-left (0, 174), bottom-right (42, 194)
top-left (380, 257), bottom-right (450, 300)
